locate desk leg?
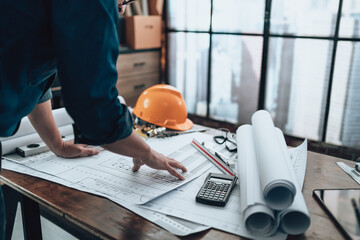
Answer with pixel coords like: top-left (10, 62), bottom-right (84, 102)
top-left (2, 185), bottom-right (20, 240)
top-left (20, 195), bottom-right (42, 240)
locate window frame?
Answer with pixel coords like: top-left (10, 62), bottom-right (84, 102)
top-left (164, 0), bottom-right (360, 143)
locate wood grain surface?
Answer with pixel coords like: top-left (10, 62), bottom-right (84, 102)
top-left (1, 150), bottom-right (359, 240)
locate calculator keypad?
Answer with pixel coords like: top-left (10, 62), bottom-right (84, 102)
top-left (198, 181), bottom-right (230, 202)
top-left (196, 173), bottom-right (237, 207)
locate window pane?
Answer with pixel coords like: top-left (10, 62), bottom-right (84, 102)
top-left (270, 0), bottom-right (339, 36)
top-left (326, 42), bottom-right (360, 149)
top-left (168, 33), bottom-right (210, 116)
top-left (210, 35), bottom-right (262, 124)
top-left (212, 0), bottom-right (264, 33)
top-left (265, 38), bottom-right (333, 140)
top-left (339, 1), bottom-right (360, 38)
top-left (167, 0), bottom-right (210, 31)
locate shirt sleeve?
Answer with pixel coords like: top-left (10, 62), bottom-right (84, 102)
top-left (51, 0), bottom-right (133, 145)
top-left (37, 88), bottom-right (53, 104)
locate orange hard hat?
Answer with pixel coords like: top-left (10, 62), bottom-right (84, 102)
top-left (133, 84), bottom-right (193, 131)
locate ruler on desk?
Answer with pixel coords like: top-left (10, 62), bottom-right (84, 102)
top-left (336, 162), bottom-right (360, 185)
top-left (191, 139), bottom-right (236, 176)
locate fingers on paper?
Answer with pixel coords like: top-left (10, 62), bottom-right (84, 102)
top-left (81, 147), bottom-right (99, 157)
top-left (132, 158), bottom-right (143, 172)
top-left (76, 145), bottom-right (99, 157)
top-left (166, 165), bottom-right (185, 180)
top-left (168, 159), bottom-right (187, 173)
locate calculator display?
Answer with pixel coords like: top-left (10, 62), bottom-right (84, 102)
top-left (210, 177), bottom-right (232, 184)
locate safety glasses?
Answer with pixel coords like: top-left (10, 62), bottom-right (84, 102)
top-left (213, 128), bottom-right (237, 152)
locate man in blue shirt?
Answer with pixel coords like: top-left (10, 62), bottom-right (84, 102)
top-left (0, 0), bottom-right (187, 238)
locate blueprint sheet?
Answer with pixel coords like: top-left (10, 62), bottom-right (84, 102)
top-left (140, 139), bottom-right (308, 240)
top-left (4, 133), bottom-right (213, 205)
top-left (2, 160), bottom-right (210, 236)
top-left (2, 133), bottom-right (215, 235)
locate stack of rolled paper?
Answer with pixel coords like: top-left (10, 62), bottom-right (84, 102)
top-left (236, 110), bottom-right (310, 237)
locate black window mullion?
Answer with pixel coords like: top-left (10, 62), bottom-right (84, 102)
top-left (257, 0), bottom-right (272, 110)
top-left (321, 0), bottom-right (344, 142)
top-left (164, 0), bottom-right (169, 84)
top-left (206, 0), bottom-right (214, 118)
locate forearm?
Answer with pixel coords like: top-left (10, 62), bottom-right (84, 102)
top-left (28, 100), bottom-right (99, 158)
top-left (102, 130), bottom-right (152, 160)
top-left (27, 100), bottom-right (63, 153)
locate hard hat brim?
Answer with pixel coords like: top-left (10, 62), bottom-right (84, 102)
top-left (165, 118), bottom-right (193, 131)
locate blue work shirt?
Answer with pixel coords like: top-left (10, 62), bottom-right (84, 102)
top-left (0, 0), bottom-right (133, 144)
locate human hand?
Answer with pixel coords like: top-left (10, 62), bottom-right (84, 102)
top-left (53, 141), bottom-right (100, 158)
top-left (118, 0), bottom-right (126, 15)
top-left (132, 150), bottom-right (188, 180)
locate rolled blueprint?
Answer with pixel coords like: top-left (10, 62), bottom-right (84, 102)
top-left (236, 125), bottom-right (276, 236)
top-left (0, 108), bottom-right (73, 142)
top-left (275, 128), bottom-right (310, 235)
top-left (251, 110), bottom-right (296, 210)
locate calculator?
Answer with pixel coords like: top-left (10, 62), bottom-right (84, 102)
top-left (196, 173), bottom-right (237, 207)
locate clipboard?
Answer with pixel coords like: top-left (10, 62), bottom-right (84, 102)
top-left (313, 188), bottom-right (360, 240)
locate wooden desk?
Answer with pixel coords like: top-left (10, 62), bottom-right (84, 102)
top-left (1, 151), bottom-right (359, 240)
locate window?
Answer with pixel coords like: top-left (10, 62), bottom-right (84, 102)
top-left (168, 32), bottom-right (209, 116)
top-left (210, 35), bottom-right (262, 124)
top-left (266, 38), bottom-right (333, 140)
top-left (166, 0), bottom-right (360, 149)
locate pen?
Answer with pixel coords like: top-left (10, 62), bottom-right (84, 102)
top-left (351, 198), bottom-right (360, 226)
top-left (155, 129), bottom-right (208, 138)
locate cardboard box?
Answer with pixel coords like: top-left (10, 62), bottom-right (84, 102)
top-left (125, 15), bottom-right (161, 49)
top-left (124, 0), bottom-right (164, 50)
